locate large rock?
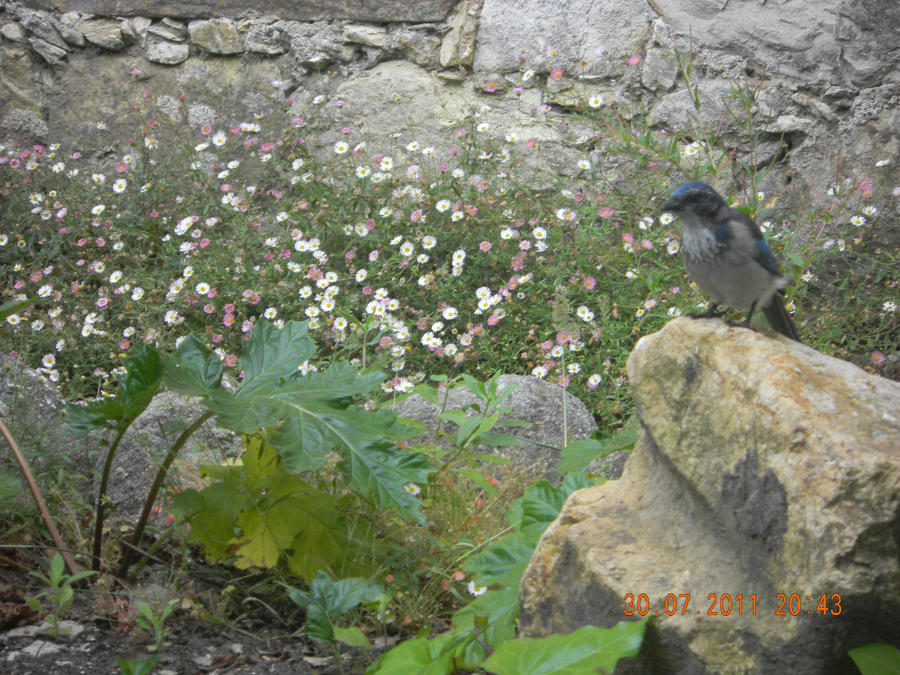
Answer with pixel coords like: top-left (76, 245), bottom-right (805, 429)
top-left (393, 374), bottom-right (598, 482)
top-left (473, 0), bottom-right (652, 75)
top-left (519, 318), bottom-right (900, 674)
top-left (101, 390), bottom-right (242, 520)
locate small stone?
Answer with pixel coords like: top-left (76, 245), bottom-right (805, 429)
top-left (148, 22), bottom-right (186, 42)
top-left (188, 19), bottom-right (242, 55)
top-left (244, 24), bottom-right (285, 55)
top-left (56, 13), bottom-right (85, 47)
top-left (28, 36), bottom-right (67, 64)
top-left (22, 639), bottom-right (62, 657)
top-left (343, 23), bottom-right (387, 48)
top-left (19, 10), bottom-right (67, 50)
top-left (145, 37), bottom-right (190, 65)
top-left (81, 19), bottom-right (125, 51)
top-left (641, 47), bottom-right (678, 92)
top-left (124, 16), bottom-right (151, 44)
top-left (1, 22), bottom-right (27, 42)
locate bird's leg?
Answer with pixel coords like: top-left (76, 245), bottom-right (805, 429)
top-left (727, 300), bottom-right (758, 329)
top-left (688, 302), bottom-right (725, 319)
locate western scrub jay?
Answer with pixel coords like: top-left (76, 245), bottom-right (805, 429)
top-left (661, 181), bottom-right (800, 341)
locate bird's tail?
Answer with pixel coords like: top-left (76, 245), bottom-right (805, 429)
top-left (764, 295), bottom-right (800, 342)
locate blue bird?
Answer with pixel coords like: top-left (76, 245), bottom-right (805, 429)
top-left (661, 181), bottom-right (800, 341)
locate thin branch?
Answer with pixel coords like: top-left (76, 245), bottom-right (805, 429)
top-left (0, 417), bottom-right (82, 576)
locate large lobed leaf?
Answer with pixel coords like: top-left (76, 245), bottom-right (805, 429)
top-left (162, 334), bottom-right (223, 397)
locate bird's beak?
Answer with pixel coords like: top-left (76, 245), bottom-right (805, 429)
top-left (660, 197), bottom-right (678, 213)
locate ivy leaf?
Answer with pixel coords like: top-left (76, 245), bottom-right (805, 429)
top-left (481, 620), bottom-right (648, 675)
top-left (162, 334), bottom-right (223, 397)
top-left (65, 343), bottom-right (163, 435)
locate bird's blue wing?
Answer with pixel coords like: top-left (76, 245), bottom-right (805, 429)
top-left (754, 238), bottom-right (781, 276)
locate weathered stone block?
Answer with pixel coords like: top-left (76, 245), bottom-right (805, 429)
top-left (188, 19), bottom-right (242, 55)
top-left (81, 19), bottom-right (125, 51)
top-left (28, 36), bottom-right (67, 63)
top-left (145, 36), bottom-right (190, 65)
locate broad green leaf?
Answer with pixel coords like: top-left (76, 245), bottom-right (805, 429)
top-left (366, 631), bottom-right (456, 674)
top-left (162, 334), bottom-right (223, 397)
top-left (463, 532), bottom-right (534, 588)
top-left (469, 453), bottom-right (514, 464)
top-left (506, 474), bottom-right (593, 541)
top-left (236, 320), bottom-right (315, 395)
top-left (172, 475), bottom-right (253, 560)
top-left (519, 474), bottom-right (593, 542)
top-left (230, 507), bottom-right (298, 569)
top-left (557, 417), bottom-right (638, 474)
top-left (461, 373), bottom-right (488, 402)
top-left (65, 343), bottom-right (163, 435)
top-left (449, 586), bottom-right (519, 669)
top-left (438, 409), bottom-right (468, 426)
top-left (339, 440), bottom-right (434, 525)
top-left (849, 643), bottom-right (900, 675)
top-left (334, 626), bottom-right (371, 648)
top-left (482, 620), bottom-right (648, 675)
top-left (288, 571), bottom-right (383, 643)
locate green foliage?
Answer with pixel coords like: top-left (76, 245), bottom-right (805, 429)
top-left (25, 553), bottom-right (97, 635)
top-left (0, 297), bottom-right (31, 323)
top-left (0, 471), bottom-right (22, 506)
top-left (116, 655), bottom-right (162, 675)
top-left (174, 435), bottom-right (352, 579)
top-left (482, 621), bottom-right (648, 675)
top-left (849, 643), bottom-right (900, 675)
top-left (557, 415), bottom-right (639, 474)
top-left (367, 473), bottom-right (609, 674)
top-left (64, 342), bottom-right (163, 435)
top-left (171, 320), bottom-right (434, 579)
top-left (134, 598), bottom-right (179, 651)
top-left (285, 570), bottom-right (383, 645)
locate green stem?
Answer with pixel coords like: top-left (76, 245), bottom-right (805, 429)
top-left (117, 409), bottom-right (214, 580)
top-left (92, 426), bottom-right (129, 572)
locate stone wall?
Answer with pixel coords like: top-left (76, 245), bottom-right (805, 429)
top-left (1, 0), bottom-right (898, 214)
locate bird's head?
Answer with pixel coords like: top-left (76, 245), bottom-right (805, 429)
top-left (661, 182), bottom-right (727, 224)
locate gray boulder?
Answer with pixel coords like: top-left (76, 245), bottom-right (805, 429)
top-left (393, 374), bottom-right (599, 483)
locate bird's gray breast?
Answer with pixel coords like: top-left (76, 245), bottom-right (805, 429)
top-left (682, 226), bottom-right (782, 310)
